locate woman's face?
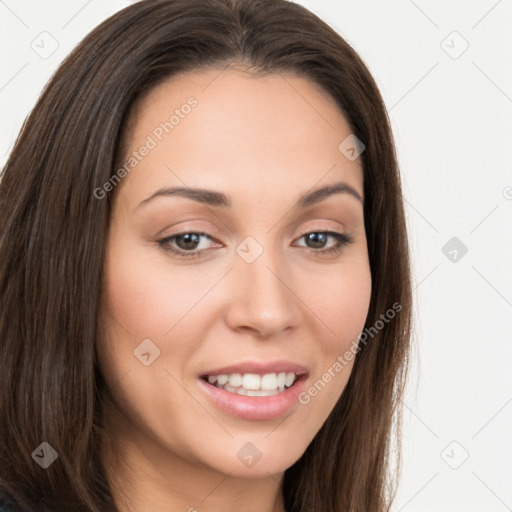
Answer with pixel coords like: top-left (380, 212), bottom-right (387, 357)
top-left (98, 66), bottom-right (372, 482)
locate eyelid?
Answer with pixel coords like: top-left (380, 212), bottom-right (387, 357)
top-left (157, 227), bottom-right (353, 259)
top-left (153, 219), bottom-right (223, 240)
top-left (161, 229), bottom-right (222, 249)
top-left (159, 222), bottom-right (345, 245)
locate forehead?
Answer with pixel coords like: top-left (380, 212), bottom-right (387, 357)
top-left (115, 66), bottom-right (364, 208)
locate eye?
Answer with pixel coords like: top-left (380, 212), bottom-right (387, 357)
top-left (157, 231), bottom-right (219, 258)
top-left (157, 230), bottom-right (354, 258)
top-left (294, 231), bottom-right (354, 256)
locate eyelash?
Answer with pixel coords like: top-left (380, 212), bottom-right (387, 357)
top-left (157, 230), bottom-right (354, 258)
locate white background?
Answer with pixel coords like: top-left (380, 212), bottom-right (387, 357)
top-left (1, 1), bottom-right (511, 510)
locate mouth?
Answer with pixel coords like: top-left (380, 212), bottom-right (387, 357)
top-left (199, 371), bottom-right (307, 396)
top-left (197, 366), bottom-right (309, 420)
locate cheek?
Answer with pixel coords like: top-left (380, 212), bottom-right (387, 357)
top-left (97, 240), bottom-right (210, 434)
top-left (301, 254), bottom-right (372, 395)
top-left (101, 240), bottom-right (215, 340)
top-left (326, 272), bottom-right (371, 330)
top-left (307, 258), bottom-right (372, 345)
top-left (291, 258), bottom-right (371, 440)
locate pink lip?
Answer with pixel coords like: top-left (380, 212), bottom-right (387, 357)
top-left (198, 360), bottom-right (309, 377)
top-left (197, 374), bottom-right (308, 420)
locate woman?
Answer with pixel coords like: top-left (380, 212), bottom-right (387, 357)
top-left (0, 0), bottom-right (412, 510)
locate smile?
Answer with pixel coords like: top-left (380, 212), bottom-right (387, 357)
top-left (202, 372), bottom-right (298, 396)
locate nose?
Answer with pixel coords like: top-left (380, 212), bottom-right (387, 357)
top-left (224, 242), bottom-right (301, 338)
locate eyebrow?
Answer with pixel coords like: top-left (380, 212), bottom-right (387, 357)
top-left (137, 180), bottom-right (363, 209)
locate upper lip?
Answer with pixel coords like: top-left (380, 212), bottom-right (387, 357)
top-left (199, 360), bottom-right (309, 378)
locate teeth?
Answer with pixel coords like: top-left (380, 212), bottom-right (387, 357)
top-left (205, 372), bottom-right (298, 393)
top-left (261, 373), bottom-right (278, 390)
top-left (284, 372), bottom-right (296, 387)
top-left (246, 389), bottom-right (280, 396)
top-left (229, 373), bottom-right (243, 388)
top-left (217, 374), bottom-right (229, 386)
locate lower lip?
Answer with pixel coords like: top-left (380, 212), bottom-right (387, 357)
top-left (197, 375), bottom-right (307, 421)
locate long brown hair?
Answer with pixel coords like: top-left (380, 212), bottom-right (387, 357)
top-left (0, 1), bottom-right (412, 510)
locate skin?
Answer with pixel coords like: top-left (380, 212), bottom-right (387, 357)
top-left (97, 64), bottom-right (372, 512)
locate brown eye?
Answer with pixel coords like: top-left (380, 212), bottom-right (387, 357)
top-left (158, 231), bottom-right (219, 258)
top-left (304, 232), bottom-right (329, 249)
top-left (174, 233), bottom-right (202, 251)
top-left (295, 231), bottom-right (354, 255)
